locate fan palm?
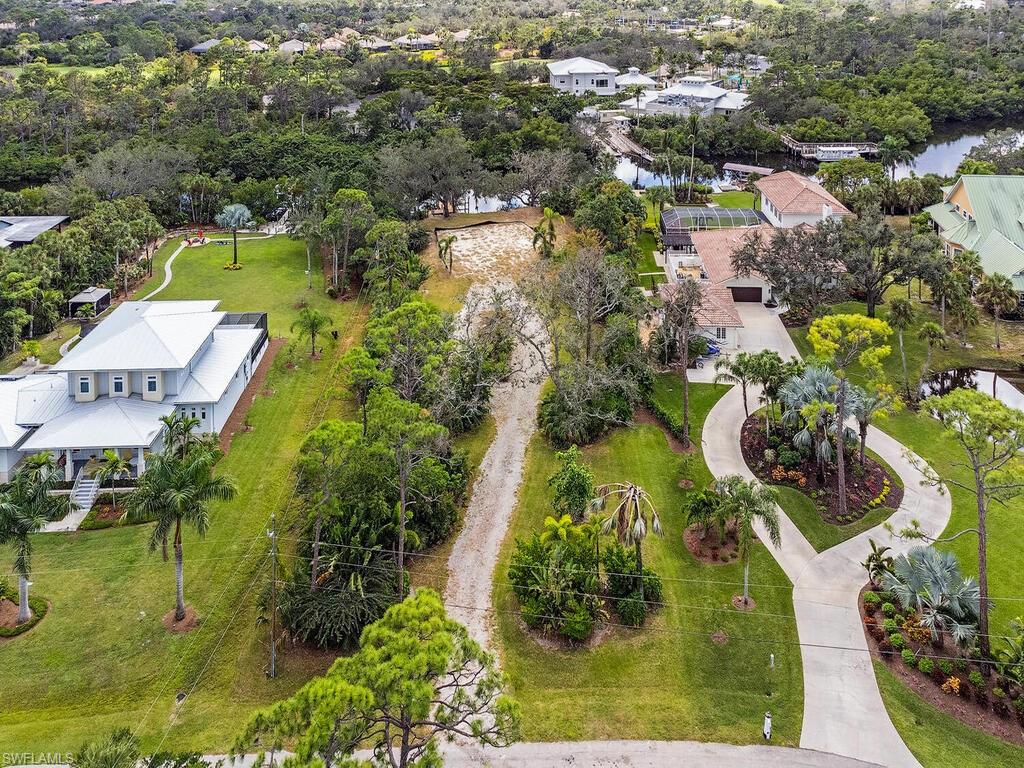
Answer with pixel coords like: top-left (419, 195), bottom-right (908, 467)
top-left (716, 475), bottom-right (781, 607)
top-left (975, 272), bottom-right (1017, 350)
top-left (0, 465), bottom-right (60, 623)
top-left (126, 448), bottom-right (237, 622)
top-left (847, 385), bottom-right (893, 466)
top-left (593, 482), bottom-right (663, 600)
top-left (91, 449), bottom-right (133, 516)
top-left (214, 203), bottom-right (253, 266)
top-left (881, 546), bottom-right (979, 648)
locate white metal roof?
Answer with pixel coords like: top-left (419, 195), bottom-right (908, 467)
top-left (15, 375), bottom-right (74, 428)
top-left (0, 375), bottom-right (68, 448)
top-left (53, 301), bottom-right (224, 372)
top-left (615, 67), bottom-right (657, 88)
top-left (0, 216), bottom-right (68, 248)
top-left (175, 328), bottom-right (262, 404)
top-left (547, 57), bottom-right (619, 76)
top-left (21, 397), bottom-right (174, 451)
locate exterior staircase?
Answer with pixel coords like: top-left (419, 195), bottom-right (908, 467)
top-left (72, 475), bottom-right (101, 512)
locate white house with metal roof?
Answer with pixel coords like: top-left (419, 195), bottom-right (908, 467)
top-left (547, 57), bottom-right (620, 96)
top-left (0, 215), bottom-right (68, 249)
top-left (618, 76), bottom-right (749, 118)
top-left (0, 300), bottom-right (267, 483)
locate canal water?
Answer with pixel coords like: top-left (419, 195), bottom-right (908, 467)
top-left (919, 368), bottom-right (1024, 411)
top-left (613, 119), bottom-right (1024, 190)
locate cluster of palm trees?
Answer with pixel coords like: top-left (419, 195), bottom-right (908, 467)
top-left (0, 413), bottom-right (235, 628)
top-left (685, 475), bottom-right (782, 607)
top-left (713, 350), bottom-right (802, 421)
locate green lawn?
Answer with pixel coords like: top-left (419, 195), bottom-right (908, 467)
top-left (636, 231), bottom-right (667, 287)
top-left (494, 381), bottom-right (804, 744)
top-left (712, 190), bottom-right (757, 208)
top-left (0, 235), bottom-right (366, 751)
top-left (874, 661), bottom-right (1024, 765)
top-left (773, 485), bottom-right (894, 553)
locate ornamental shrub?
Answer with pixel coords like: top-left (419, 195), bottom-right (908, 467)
top-left (889, 633), bottom-right (906, 651)
top-left (969, 670), bottom-right (985, 690)
top-left (561, 599), bottom-right (596, 643)
top-left (882, 602), bottom-right (897, 618)
top-left (617, 592), bottom-right (647, 627)
top-left (778, 448), bottom-right (802, 470)
top-left (918, 658), bottom-right (934, 676)
top-left (939, 659), bottom-right (954, 676)
top-left (902, 649), bottom-right (917, 667)
top-left (883, 618), bottom-right (899, 635)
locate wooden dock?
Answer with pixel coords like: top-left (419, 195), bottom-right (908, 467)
top-left (604, 128), bottom-right (654, 163)
top-left (778, 133), bottom-right (878, 158)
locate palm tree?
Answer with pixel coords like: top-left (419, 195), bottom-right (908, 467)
top-left (975, 272), bottom-right (1017, 350)
top-left (539, 514), bottom-right (581, 547)
top-left (683, 489), bottom-right (725, 542)
top-left (882, 546), bottom-right (979, 648)
top-left (622, 84), bottom-right (646, 127)
top-left (717, 474), bottom-right (781, 607)
top-left (126, 448), bottom-right (237, 622)
top-left (887, 297), bottom-right (915, 397)
top-left (593, 482), bottom-right (664, 601)
top-left (847, 386), bottom-right (892, 466)
top-left (780, 365), bottom-right (841, 482)
top-left (918, 321), bottom-right (946, 387)
top-left (685, 112), bottom-right (700, 202)
top-left (877, 135), bottom-right (913, 181)
top-left (645, 186), bottom-right (674, 227)
top-left (91, 449), bottom-right (133, 516)
top-left (0, 465), bottom-right (60, 623)
top-left (437, 234), bottom-right (457, 272)
top-left (214, 203), bottom-right (253, 266)
top-left (714, 352), bottom-right (756, 417)
top-left (578, 512), bottom-right (607, 562)
top-left (662, 278), bottom-right (704, 448)
top-left (159, 412), bottom-right (202, 459)
top-left (862, 539), bottom-right (894, 587)
top-left (532, 207), bottom-right (562, 259)
top-left (291, 307), bottom-right (334, 358)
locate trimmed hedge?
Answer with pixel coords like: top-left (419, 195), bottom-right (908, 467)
top-left (643, 392), bottom-right (688, 443)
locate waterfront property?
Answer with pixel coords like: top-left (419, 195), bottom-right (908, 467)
top-left (754, 171), bottom-right (854, 228)
top-left (924, 174), bottom-right (1024, 301)
top-left (618, 76), bottom-right (749, 118)
top-left (546, 57), bottom-right (619, 95)
top-left (0, 300), bottom-right (267, 482)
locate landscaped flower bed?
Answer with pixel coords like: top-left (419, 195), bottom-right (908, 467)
top-left (860, 585), bottom-right (1024, 744)
top-left (740, 413), bottom-right (903, 524)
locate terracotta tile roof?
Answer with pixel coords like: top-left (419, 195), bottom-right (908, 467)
top-left (657, 281), bottom-right (742, 328)
top-left (690, 225), bottom-right (772, 284)
top-left (754, 171), bottom-right (853, 217)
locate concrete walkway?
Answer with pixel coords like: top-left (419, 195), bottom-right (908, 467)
top-left (701, 305), bottom-right (952, 768)
top-left (143, 230), bottom-right (277, 301)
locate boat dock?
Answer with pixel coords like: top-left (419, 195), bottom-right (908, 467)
top-left (604, 128), bottom-right (655, 163)
top-left (778, 133), bottom-right (878, 158)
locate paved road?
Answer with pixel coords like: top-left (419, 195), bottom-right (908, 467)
top-left (701, 303), bottom-right (950, 768)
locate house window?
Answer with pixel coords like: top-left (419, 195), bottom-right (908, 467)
top-left (595, 78), bottom-right (609, 88)
top-left (78, 377), bottom-right (90, 394)
top-left (201, 407), bottom-right (207, 420)
top-left (715, 327), bottom-right (728, 341)
top-left (190, 407), bottom-right (197, 419)
top-left (146, 375), bottom-right (158, 393)
top-left (112, 375), bottom-right (124, 394)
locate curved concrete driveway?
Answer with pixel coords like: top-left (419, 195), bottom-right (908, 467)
top-left (702, 303), bottom-right (951, 768)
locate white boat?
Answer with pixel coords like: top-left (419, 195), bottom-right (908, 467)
top-left (815, 145), bottom-right (861, 161)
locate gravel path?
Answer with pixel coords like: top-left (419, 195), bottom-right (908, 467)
top-left (443, 295), bottom-right (544, 649)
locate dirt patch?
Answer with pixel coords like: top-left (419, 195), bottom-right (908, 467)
top-left (0, 598), bottom-right (21, 629)
top-left (89, 504), bottom-right (122, 523)
top-left (437, 222), bottom-right (538, 281)
top-left (683, 524), bottom-right (740, 565)
top-left (732, 595), bottom-right (757, 612)
top-left (219, 338), bottom-right (285, 453)
top-left (634, 407), bottom-right (694, 455)
top-left (740, 413), bottom-right (903, 524)
top-left (163, 605), bottom-right (200, 633)
top-left (860, 585), bottom-right (1024, 742)
top-left (711, 630), bottom-right (730, 645)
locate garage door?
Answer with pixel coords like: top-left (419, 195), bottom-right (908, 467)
top-left (730, 287), bottom-right (763, 302)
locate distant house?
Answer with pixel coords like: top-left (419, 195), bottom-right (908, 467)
top-left (0, 300), bottom-right (268, 484)
top-left (247, 40), bottom-right (270, 53)
top-left (338, 27), bottom-right (361, 41)
top-left (320, 36), bottom-right (348, 52)
top-left (393, 32), bottom-right (439, 50)
top-left (0, 216), bottom-right (68, 249)
top-left (278, 39), bottom-right (308, 54)
top-left (754, 172), bottom-right (854, 228)
top-left (450, 28), bottom-right (473, 44)
top-left (546, 57), bottom-right (619, 96)
top-left (924, 174), bottom-right (1024, 301)
top-left (358, 35), bottom-right (392, 52)
top-left (615, 67), bottom-right (657, 90)
top-left (618, 76), bottom-right (748, 118)
top-left (188, 38), bottom-right (220, 55)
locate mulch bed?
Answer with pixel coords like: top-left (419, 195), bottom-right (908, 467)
top-left (163, 605), bottom-right (200, 634)
top-left (219, 338), bottom-right (285, 452)
top-left (731, 595), bottom-right (757, 612)
top-left (740, 414), bottom-right (903, 524)
top-left (89, 504), bottom-right (122, 523)
top-left (859, 585), bottom-right (1024, 744)
top-left (683, 523), bottom-right (740, 565)
top-left (0, 597), bottom-right (49, 640)
top-left (0, 598), bottom-right (21, 629)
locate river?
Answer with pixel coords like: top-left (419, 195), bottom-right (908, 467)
top-left (613, 118), bottom-right (1023, 190)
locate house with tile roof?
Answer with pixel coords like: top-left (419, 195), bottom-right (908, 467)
top-left (924, 175), bottom-right (1024, 299)
top-left (754, 171), bottom-right (853, 228)
top-left (0, 300), bottom-right (267, 485)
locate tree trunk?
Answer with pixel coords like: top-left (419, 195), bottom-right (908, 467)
top-left (835, 377), bottom-right (848, 518)
top-left (305, 244), bottom-right (312, 290)
top-left (174, 522), bottom-right (186, 622)
top-left (975, 470), bottom-right (991, 666)
top-left (635, 540), bottom-right (644, 601)
top-left (859, 423), bottom-right (868, 466)
top-left (233, 229), bottom-right (238, 265)
top-left (341, 228), bottom-right (351, 294)
top-left (17, 574), bottom-right (31, 624)
top-left (743, 559), bottom-right (750, 606)
top-left (397, 463), bottom-right (408, 599)
top-left (741, 382), bottom-right (749, 417)
top-left (940, 294), bottom-right (946, 330)
top-left (866, 293), bottom-right (876, 318)
top-left (898, 330), bottom-right (909, 396)
top-left (994, 310), bottom-right (1001, 349)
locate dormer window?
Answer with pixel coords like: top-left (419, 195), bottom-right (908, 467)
top-left (78, 377), bottom-right (90, 394)
top-left (112, 375), bottom-right (124, 394)
top-left (146, 375), bottom-right (158, 393)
